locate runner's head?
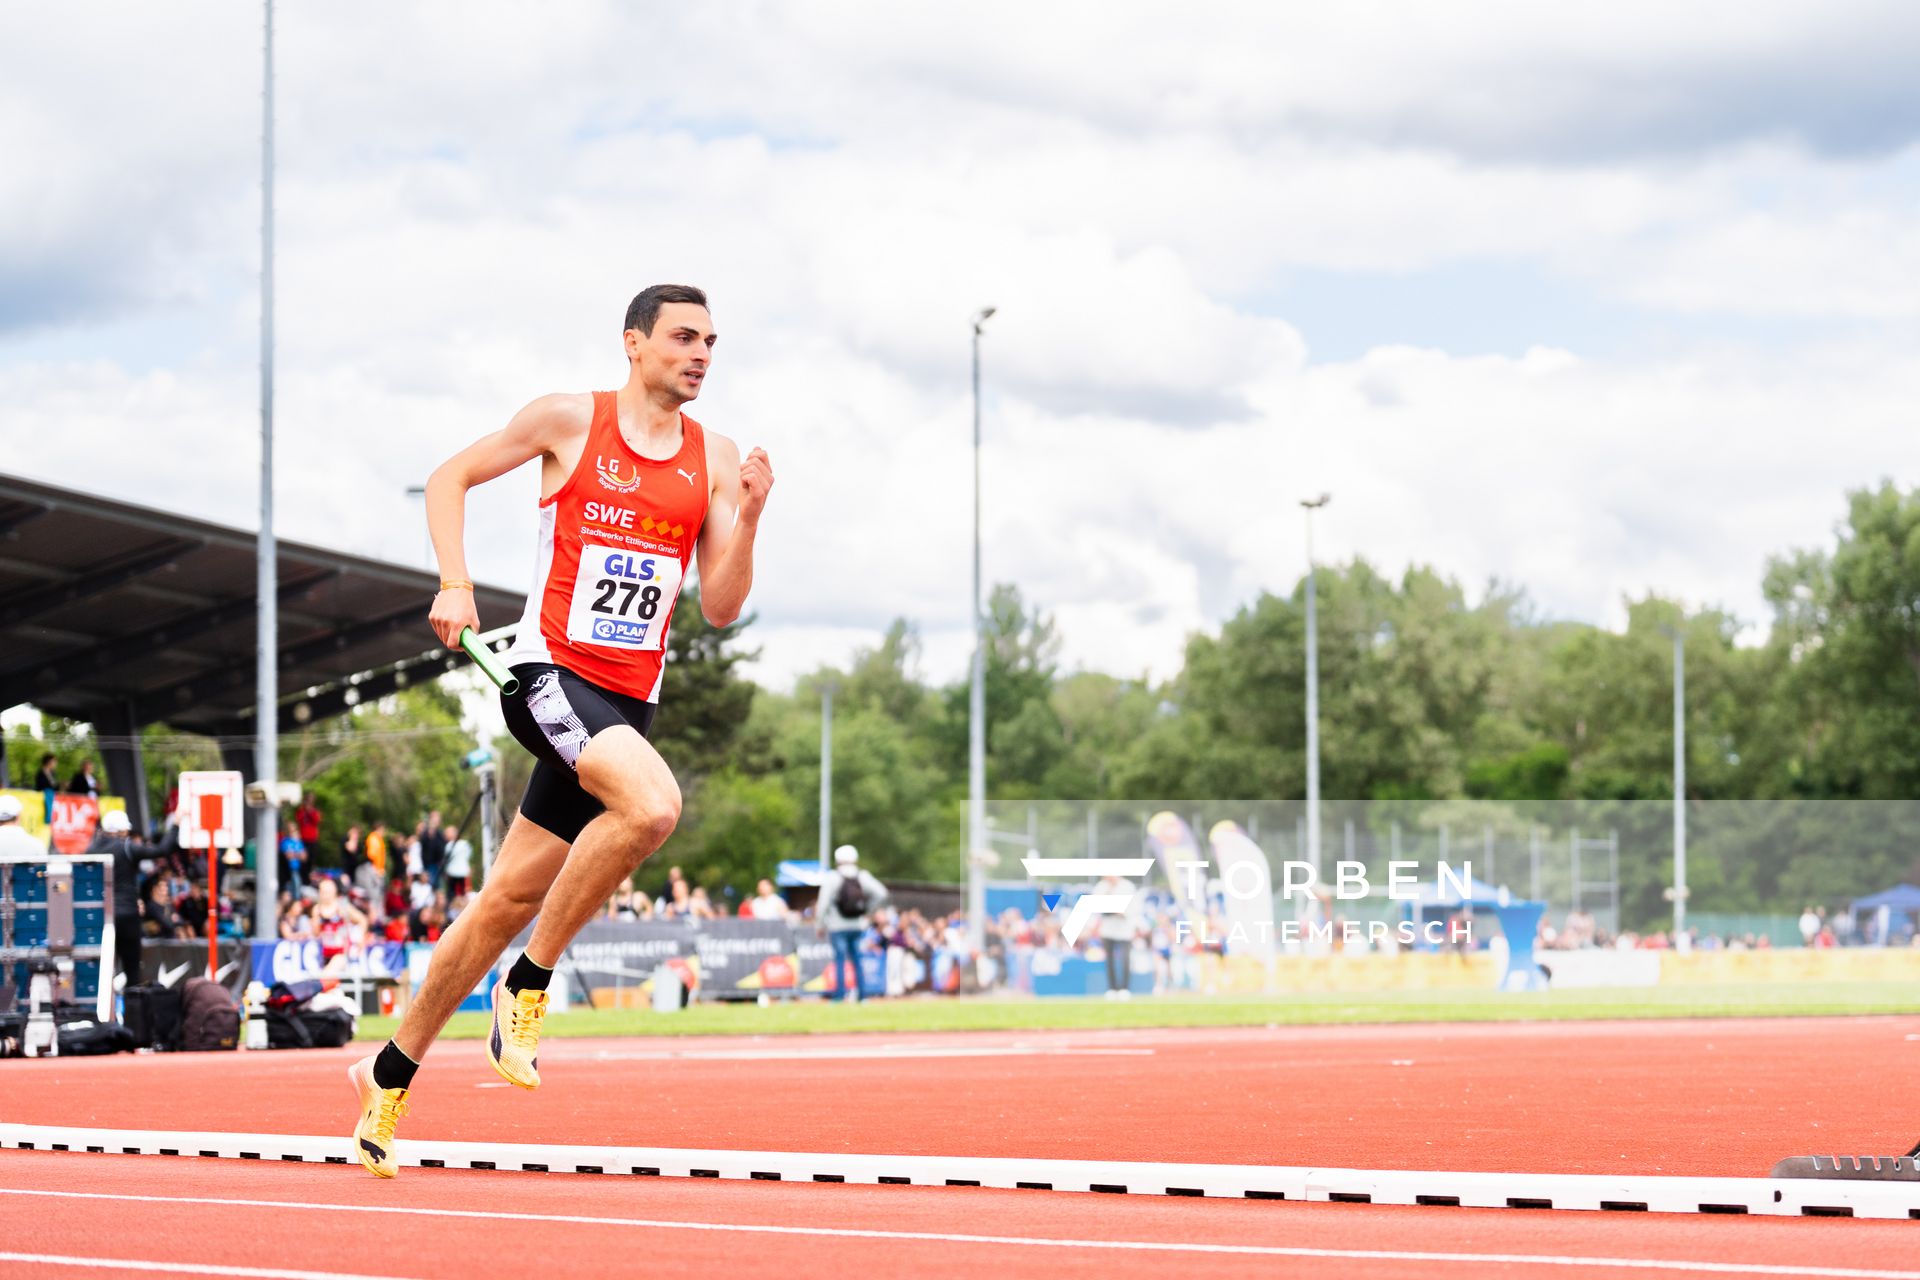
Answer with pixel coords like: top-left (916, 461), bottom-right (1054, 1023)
top-left (624, 284), bottom-right (713, 406)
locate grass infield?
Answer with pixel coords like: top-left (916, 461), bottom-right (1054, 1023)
top-left (354, 980), bottom-right (1920, 1042)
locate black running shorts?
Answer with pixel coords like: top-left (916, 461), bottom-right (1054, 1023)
top-left (501, 663), bottom-right (658, 843)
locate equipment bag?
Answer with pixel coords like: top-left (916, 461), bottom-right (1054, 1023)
top-left (123, 983), bottom-right (184, 1051)
top-left (833, 873), bottom-right (869, 918)
top-left (296, 1007), bottom-right (355, 1049)
top-left (265, 1007), bottom-right (312, 1049)
top-left (268, 979), bottom-right (324, 1010)
top-left (55, 1015), bottom-right (136, 1056)
top-left (180, 977), bottom-right (240, 1052)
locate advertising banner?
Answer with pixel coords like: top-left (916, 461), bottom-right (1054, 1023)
top-left (560, 919), bottom-right (695, 1008)
top-left (1145, 810), bottom-right (1202, 923)
top-left (0, 790), bottom-right (125, 847)
top-left (249, 937), bottom-right (407, 987)
top-left (544, 918), bottom-right (839, 1002)
top-left (791, 931), bottom-right (837, 994)
top-left (692, 918), bottom-right (800, 998)
top-left (49, 794), bottom-right (100, 854)
top-left (1207, 820), bottom-right (1277, 959)
top-left (139, 938), bottom-right (251, 996)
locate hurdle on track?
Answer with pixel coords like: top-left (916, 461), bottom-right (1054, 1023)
top-left (4, 1124), bottom-right (1917, 1219)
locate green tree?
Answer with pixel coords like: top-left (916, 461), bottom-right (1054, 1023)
top-left (660, 769), bottom-right (800, 901)
top-left (645, 585), bottom-right (764, 780)
top-left (1762, 481), bottom-right (1920, 797)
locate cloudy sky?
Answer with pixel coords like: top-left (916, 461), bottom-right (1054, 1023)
top-left (6, 1), bottom-right (1920, 692)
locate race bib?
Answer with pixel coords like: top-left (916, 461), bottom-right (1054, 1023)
top-left (566, 544), bottom-right (684, 651)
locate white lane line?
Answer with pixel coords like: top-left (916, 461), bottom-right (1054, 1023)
top-left (576, 1045), bottom-right (1155, 1062)
top-left (0, 1189), bottom-right (1913, 1279)
top-left (0, 1252), bottom-right (416, 1280)
top-left (8, 1123), bottom-right (1917, 1218)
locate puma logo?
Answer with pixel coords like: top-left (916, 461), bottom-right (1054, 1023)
top-left (359, 1137), bottom-right (386, 1160)
top-left (677, 468), bottom-right (698, 485)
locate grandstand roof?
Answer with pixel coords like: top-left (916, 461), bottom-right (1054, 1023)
top-left (0, 473), bottom-right (523, 737)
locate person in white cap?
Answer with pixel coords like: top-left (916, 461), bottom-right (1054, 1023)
top-left (86, 809), bottom-right (161, 991)
top-left (0, 794), bottom-right (45, 860)
top-left (819, 844), bottom-right (888, 1002)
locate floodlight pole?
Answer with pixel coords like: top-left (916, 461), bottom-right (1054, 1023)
top-left (819, 682), bottom-right (834, 873)
top-left (967, 307), bottom-right (996, 946)
top-left (1302, 494), bottom-right (1331, 883)
top-left (1672, 626), bottom-right (1687, 939)
top-left (254, 0), bottom-right (280, 938)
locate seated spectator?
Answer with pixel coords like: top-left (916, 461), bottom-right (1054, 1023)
top-left (176, 880), bottom-right (210, 938)
top-left (689, 886), bottom-right (718, 919)
top-left (659, 876), bottom-right (695, 920)
top-left (409, 897), bottom-right (447, 944)
top-left (311, 878), bottom-right (368, 974)
top-left (749, 879), bottom-right (790, 921)
top-left (408, 871), bottom-right (434, 913)
top-left (144, 880), bottom-right (181, 939)
top-left (280, 897), bottom-right (316, 943)
top-left (353, 847), bottom-right (385, 909)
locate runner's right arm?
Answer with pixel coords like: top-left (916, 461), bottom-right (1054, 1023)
top-left (423, 393), bottom-right (589, 647)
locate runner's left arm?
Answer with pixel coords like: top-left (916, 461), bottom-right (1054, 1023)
top-left (696, 432), bottom-right (773, 626)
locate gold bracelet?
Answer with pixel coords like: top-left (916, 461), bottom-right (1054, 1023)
top-left (438, 580), bottom-right (473, 592)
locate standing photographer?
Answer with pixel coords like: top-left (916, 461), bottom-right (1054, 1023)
top-left (87, 810), bottom-right (162, 991)
top-left (820, 845), bottom-right (888, 1003)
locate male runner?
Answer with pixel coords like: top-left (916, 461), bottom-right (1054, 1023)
top-left (348, 284), bottom-right (772, 1177)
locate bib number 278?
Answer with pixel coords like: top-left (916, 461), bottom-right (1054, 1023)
top-left (566, 545), bottom-right (682, 651)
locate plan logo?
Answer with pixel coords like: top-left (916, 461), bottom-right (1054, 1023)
top-left (1021, 856), bottom-right (1155, 945)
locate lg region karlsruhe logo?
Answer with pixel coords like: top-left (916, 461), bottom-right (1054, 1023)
top-left (1021, 855), bottom-right (1155, 945)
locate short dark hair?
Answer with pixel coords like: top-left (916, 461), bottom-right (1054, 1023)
top-left (624, 284), bottom-right (709, 336)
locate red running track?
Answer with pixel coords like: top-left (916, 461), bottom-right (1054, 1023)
top-left (2, 1016), bottom-right (1916, 1278)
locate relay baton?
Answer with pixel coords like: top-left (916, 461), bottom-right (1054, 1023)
top-left (459, 627), bottom-right (519, 696)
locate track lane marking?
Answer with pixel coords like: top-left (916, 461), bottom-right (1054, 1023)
top-left (0, 1188), bottom-right (1914, 1278)
top-left (575, 1045), bottom-right (1156, 1062)
top-left (0, 1253), bottom-right (415, 1280)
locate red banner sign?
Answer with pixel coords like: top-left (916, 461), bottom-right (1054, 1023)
top-left (49, 794), bottom-right (100, 854)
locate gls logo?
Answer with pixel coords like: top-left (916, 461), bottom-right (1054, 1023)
top-left (595, 454), bottom-right (642, 494)
top-left (1021, 856), bottom-right (1155, 945)
top-left (602, 553), bottom-right (656, 581)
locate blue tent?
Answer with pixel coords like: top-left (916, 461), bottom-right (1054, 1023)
top-left (1400, 873), bottom-right (1548, 992)
top-left (1849, 884), bottom-right (1920, 946)
top-left (776, 860), bottom-right (824, 888)
top-left (1402, 873), bottom-right (1514, 910)
top-left (1849, 884), bottom-right (1920, 914)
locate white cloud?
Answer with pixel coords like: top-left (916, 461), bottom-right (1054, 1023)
top-left (5, 0), bottom-right (1920, 703)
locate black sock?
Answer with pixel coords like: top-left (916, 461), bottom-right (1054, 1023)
top-left (372, 1040), bottom-right (419, 1091)
top-left (506, 952), bottom-right (553, 995)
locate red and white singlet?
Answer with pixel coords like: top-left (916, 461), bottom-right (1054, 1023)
top-left (502, 391), bottom-right (711, 701)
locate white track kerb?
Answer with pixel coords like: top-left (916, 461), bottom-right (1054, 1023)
top-left (4, 1124), bottom-right (1917, 1219)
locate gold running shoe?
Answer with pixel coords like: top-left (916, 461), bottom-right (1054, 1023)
top-left (347, 1054), bottom-right (409, 1178)
top-left (486, 975), bottom-right (548, 1090)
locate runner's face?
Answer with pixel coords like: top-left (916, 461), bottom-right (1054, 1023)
top-left (629, 303), bottom-right (715, 404)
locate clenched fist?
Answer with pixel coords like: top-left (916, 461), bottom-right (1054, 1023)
top-left (739, 447), bottom-right (774, 523)
top-left (428, 587), bottom-right (479, 649)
